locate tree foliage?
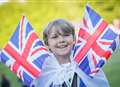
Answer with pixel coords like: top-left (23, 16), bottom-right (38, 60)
top-left (0, 0), bottom-right (120, 48)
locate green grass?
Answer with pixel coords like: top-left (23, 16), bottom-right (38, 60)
top-left (0, 63), bottom-right (21, 87)
top-left (103, 47), bottom-right (120, 87)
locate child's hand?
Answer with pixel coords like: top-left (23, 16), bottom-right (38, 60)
top-left (113, 19), bottom-right (120, 34)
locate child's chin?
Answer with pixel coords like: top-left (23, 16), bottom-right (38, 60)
top-left (57, 51), bottom-right (71, 56)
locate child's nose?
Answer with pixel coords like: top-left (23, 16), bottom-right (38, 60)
top-left (59, 36), bottom-right (65, 42)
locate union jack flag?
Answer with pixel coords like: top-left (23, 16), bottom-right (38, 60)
top-left (1, 16), bottom-right (50, 86)
top-left (74, 5), bottom-right (120, 76)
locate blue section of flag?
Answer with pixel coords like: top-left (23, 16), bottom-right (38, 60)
top-left (101, 28), bottom-right (117, 40)
top-left (23, 71), bottom-right (33, 86)
top-left (25, 22), bottom-right (33, 38)
top-left (73, 45), bottom-right (81, 57)
top-left (33, 54), bottom-right (49, 69)
top-left (86, 5), bottom-right (101, 27)
top-left (79, 56), bottom-right (91, 75)
top-left (33, 40), bottom-right (44, 48)
top-left (110, 40), bottom-right (117, 51)
top-left (1, 52), bottom-right (9, 63)
top-left (10, 24), bottom-right (20, 49)
top-left (96, 60), bottom-right (105, 68)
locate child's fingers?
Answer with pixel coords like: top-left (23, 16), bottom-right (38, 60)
top-left (113, 19), bottom-right (120, 31)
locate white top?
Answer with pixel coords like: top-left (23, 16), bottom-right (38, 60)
top-left (31, 53), bottom-right (110, 87)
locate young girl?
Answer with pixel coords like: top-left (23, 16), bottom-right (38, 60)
top-left (31, 19), bottom-right (120, 87)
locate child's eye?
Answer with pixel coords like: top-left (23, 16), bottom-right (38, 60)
top-left (64, 34), bottom-right (71, 36)
top-left (51, 35), bottom-right (58, 39)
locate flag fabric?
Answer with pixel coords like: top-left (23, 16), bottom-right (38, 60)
top-left (74, 5), bottom-right (120, 76)
top-left (1, 16), bottom-right (50, 86)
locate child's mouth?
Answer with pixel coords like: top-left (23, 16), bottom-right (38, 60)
top-left (58, 45), bottom-right (68, 48)
top-left (56, 43), bottom-right (68, 48)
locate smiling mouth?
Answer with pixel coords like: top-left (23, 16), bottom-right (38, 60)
top-left (56, 44), bottom-right (68, 48)
top-left (56, 41), bottom-right (70, 49)
top-left (58, 45), bottom-right (68, 48)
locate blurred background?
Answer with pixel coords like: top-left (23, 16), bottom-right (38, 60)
top-left (0, 0), bottom-right (120, 87)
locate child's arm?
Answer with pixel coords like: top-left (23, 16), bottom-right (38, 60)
top-left (113, 19), bottom-right (120, 34)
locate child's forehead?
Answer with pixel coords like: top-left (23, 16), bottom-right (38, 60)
top-left (49, 27), bottom-right (62, 33)
top-left (49, 26), bottom-right (69, 34)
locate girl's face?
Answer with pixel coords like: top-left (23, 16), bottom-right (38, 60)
top-left (47, 27), bottom-right (75, 58)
